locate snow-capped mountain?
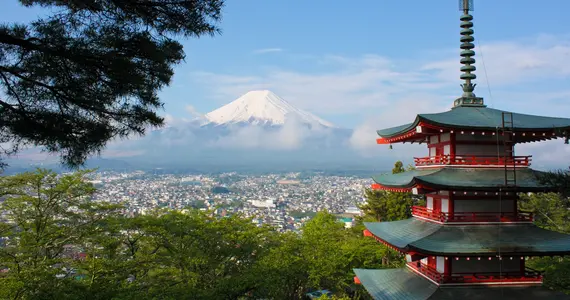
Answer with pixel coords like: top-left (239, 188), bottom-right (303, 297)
top-left (204, 90), bottom-right (335, 127)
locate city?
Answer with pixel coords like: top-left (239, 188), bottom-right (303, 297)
top-left (88, 170), bottom-right (368, 232)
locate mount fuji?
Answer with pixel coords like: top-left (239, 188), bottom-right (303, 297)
top-left (6, 91), bottom-right (393, 173)
top-left (202, 90), bottom-right (335, 128)
top-left (109, 90), bottom-right (364, 170)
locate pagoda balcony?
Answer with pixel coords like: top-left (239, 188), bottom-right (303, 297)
top-left (414, 155), bottom-right (532, 167)
top-left (406, 262), bottom-right (543, 285)
top-left (411, 206), bottom-right (534, 223)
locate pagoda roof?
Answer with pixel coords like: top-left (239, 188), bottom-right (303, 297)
top-left (371, 167), bottom-right (550, 192)
top-left (364, 218), bottom-right (570, 256)
top-left (377, 106), bottom-right (570, 138)
top-left (353, 268), bottom-right (570, 300)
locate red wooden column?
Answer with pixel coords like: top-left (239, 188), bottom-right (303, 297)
top-left (450, 132), bottom-right (456, 163)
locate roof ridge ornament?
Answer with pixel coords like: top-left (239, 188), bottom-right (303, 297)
top-left (454, 0), bottom-right (486, 108)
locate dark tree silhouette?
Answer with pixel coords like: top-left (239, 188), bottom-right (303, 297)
top-left (0, 0), bottom-right (224, 168)
top-left (537, 167), bottom-right (570, 198)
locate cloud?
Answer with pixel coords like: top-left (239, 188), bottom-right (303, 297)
top-left (11, 34), bottom-right (570, 169)
top-left (192, 34), bottom-right (570, 116)
top-left (191, 60), bottom-right (450, 116)
top-left (185, 105), bottom-right (200, 116)
top-left (253, 48), bottom-right (283, 54)
top-left (517, 140), bottom-right (570, 170)
top-left (207, 118), bottom-right (314, 150)
top-left (185, 34), bottom-right (570, 168)
top-left (422, 35), bottom-right (570, 86)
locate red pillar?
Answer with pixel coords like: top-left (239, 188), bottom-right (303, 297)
top-left (450, 132), bottom-right (456, 163)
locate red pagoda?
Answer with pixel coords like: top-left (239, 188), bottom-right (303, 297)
top-left (353, 1), bottom-right (570, 299)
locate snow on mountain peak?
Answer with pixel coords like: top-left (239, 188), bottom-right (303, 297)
top-left (204, 90), bottom-right (334, 127)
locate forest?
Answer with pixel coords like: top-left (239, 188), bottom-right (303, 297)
top-left (0, 167), bottom-right (568, 299)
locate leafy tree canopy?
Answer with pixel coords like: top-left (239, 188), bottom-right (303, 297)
top-left (522, 169), bottom-right (570, 294)
top-left (359, 161), bottom-right (416, 222)
top-left (0, 0), bottom-right (224, 168)
top-left (0, 169), bottom-right (401, 299)
top-left (392, 161), bottom-right (405, 174)
top-left (537, 167), bottom-right (570, 198)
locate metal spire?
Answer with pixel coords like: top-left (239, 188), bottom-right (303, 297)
top-left (454, 0), bottom-right (485, 108)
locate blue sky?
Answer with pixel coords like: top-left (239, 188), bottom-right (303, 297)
top-left (3, 0), bottom-right (569, 129)
top-left (3, 0), bottom-right (570, 168)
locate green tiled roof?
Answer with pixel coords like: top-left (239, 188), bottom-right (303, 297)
top-left (354, 268), bottom-right (570, 300)
top-left (377, 123), bottom-right (415, 137)
top-left (371, 167), bottom-right (550, 191)
top-left (377, 106), bottom-right (570, 138)
top-left (365, 218), bottom-right (570, 255)
top-left (364, 219), bottom-right (440, 249)
top-left (371, 169), bottom-right (438, 188)
top-left (353, 268), bottom-right (438, 300)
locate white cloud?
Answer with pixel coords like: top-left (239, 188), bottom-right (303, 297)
top-left (12, 34), bottom-right (569, 168)
top-left (185, 105), bottom-right (200, 116)
top-left (517, 140), bottom-right (570, 170)
top-left (187, 33), bottom-right (570, 167)
top-left (192, 34), bottom-right (570, 116)
top-left (253, 48), bottom-right (283, 54)
top-left (422, 36), bottom-right (570, 86)
top-left (207, 118), bottom-right (314, 150)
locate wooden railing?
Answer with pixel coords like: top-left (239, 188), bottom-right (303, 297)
top-left (407, 262), bottom-right (542, 284)
top-left (414, 155), bottom-right (532, 167)
top-left (411, 206), bottom-right (534, 223)
top-left (407, 261), bottom-right (444, 283)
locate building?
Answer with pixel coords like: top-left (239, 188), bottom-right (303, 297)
top-left (353, 1), bottom-right (570, 299)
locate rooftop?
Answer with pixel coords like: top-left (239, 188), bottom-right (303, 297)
top-left (376, 106), bottom-right (570, 142)
top-left (371, 167), bottom-right (551, 192)
top-left (364, 218), bottom-right (570, 256)
top-left (353, 268), bottom-right (570, 300)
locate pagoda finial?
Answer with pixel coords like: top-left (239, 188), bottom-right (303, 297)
top-left (453, 0), bottom-right (485, 108)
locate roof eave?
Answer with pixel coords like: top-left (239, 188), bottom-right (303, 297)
top-left (376, 116), bottom-right (423, 139)
top-left (413, 178), bottom-right (555, 193)
top-left (407, 245), bottom-right (570, 257)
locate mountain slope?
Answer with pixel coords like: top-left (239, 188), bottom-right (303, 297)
top-left (204, 90), bottom-right (334, 127)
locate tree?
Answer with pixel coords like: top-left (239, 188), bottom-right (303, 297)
top-left (359, 161), bottom-right (415, 222)
top-left (537, 167), bottom-right (570, 198)
top-left (0, 0), bottom-right (225, 167)
top-left (392, 161), bottom-right (405, 174)
top-left (521, 169), bottom-right (570, 294)
top-left (519, 192), bottom-right (570, 234)
top-left (0, 169), bottom-right (122, 299)
top-left (1, 169), bottom-right (404, 299)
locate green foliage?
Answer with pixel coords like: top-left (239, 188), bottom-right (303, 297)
top-left (0, 0), bottom-right (224, 167)
top-left (360, 189), bottom-right (413, 222)
top-left (519, 192), bottom-right (570, 233)
top-left (522, 169), bottom-right (570, 294)
top-left (0, 168), bottom-right (122, 299)
top-left (0, 169), bottom-right (399, 299)
top-left (256, 211), bottom-right (400, 299)
top-left (359, 161), bottom-right (416, 222)
top-left (527, 257), bottom-right (570, 294)
top-left (391, 161), bottom-right (405, 174)
top-left (537, 167), bottom-right (570, 198)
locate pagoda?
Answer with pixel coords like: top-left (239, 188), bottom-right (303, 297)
top-left (353, 1), bottom-right (570, 299)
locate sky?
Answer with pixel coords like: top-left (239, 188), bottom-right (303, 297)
top-left (2, 0), bottom-right (570, 168)
top-left (3, 0), bottom-right (569, 128)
